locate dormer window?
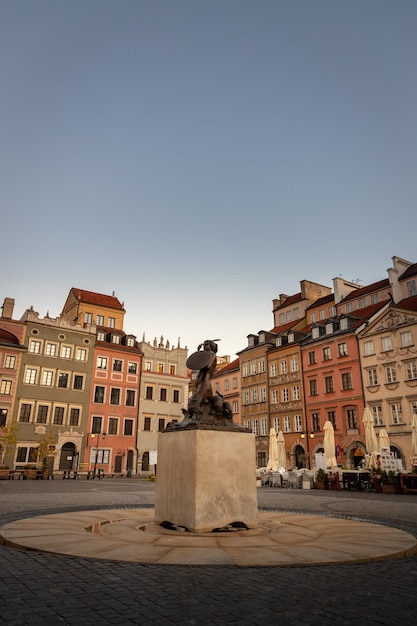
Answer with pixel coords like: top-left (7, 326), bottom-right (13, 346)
top-left (248, 336), bottom-right (255, 347)
top-left (97, 331), bottom-right (105, 342)
top-left (126, 336), bottom-right (135, 347)
top-left (111, 334), bottom-right (121, 344)
top-left (288, 333), bottom-right (294, 343)
top-left (326, 322), bottom-right (334, 335)
top-left (340, 317), bottom-right (349, 330)
top-left (276, 337), bottom-right (282, 347)
top-left (312, 327), bottom-right (320, 340)
top-left (259, 333), bottom-right (265, 344)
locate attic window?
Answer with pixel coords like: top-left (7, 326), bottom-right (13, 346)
top-left (259, 333), bottom-right (265, 344)
top-left (248, 336), bottom-right (255, 347)
top-left (276, 337), bottom-right (282, 347)
top-left (288, 333), bottom-right (294, 343)
top-left (325, 322), bottom-right (333, 335)
top-left (312, 327), bottom-right (320, 340)
top-left (340, 318), bottom-right (349, 330)
top-left (111, 334), bottom-right (121, 344)
top-left (126, 336), bottom-right (135, 347)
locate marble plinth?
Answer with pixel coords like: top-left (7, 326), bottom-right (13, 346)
top-left (154, 428), bottom-right (257, 533)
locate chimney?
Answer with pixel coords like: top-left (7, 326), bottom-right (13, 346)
top-left (1, 297), bottom-right (15, 319)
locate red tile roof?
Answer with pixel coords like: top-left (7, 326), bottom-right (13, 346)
top-left (71, 288), bottom-right (124, 311)
top-left (399, 262), bottom-right (417, 281)
top-left (397, 295), bottom-right (417, 312)
top-left (0, 329), bottom-right (20, 345)
top-left (342, 279), bottom-right (390, 302)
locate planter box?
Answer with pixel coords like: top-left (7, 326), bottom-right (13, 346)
top-left (381, 484), bottom-right (401, 494)
top-left (314, 480), bottom-right (328, 490)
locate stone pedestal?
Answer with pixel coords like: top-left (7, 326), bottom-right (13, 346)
top-left (154, 428), bottom-right (258, 533)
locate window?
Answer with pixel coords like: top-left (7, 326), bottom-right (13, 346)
top-left (288, 333), bottom-right (294, 343)
top-left (279, 313), bottom-right (285, 324)
top-left (340, 317), bottom-right (349, 330)
top-left (325, 376), bottom-right (334, 393)
top-left (158, 418), bottom-right (165, 431)
top-left (224, 379), bottom-right (230, 391)
top-left (271, 389), bottom-right (278, 404)
top-left (323, 347), bottom-right (331, 361)
top-left (282, 388), bottom-right (289, 402)
top-left (97, 331), bottom-right (105, 342)
top-left (53, 407), bottom-right (64, 425)
top-left (292, 386), bottom-right (300, 400)
top-left (325, 322), bottom-right (333, 335)
top-left (346, 303), bottom-right (353, 313)
top-left (73, 375), bottom-right (84, 390)
top-left (96, 315), bottom-right (104, 326)
top-left (146, 386), bottom-right (153, 400)
top-left (97, 356), bottom-right (108, 369)
top-left (58, 372), bottom-right (69, 388)
top-left (273, 417), bottom-right (280, 432)
top-left (170, 364), bottom-right (176, 375)
top-left (290, 358), bottom-right (298, 372)
top-left (128, 362), bottom-right (137, 374)
top-left (157, 363), bottom-right (164, 374)
top-left (260, 387), bottom-right (266, 402)
top-left (258, 359), bottom-right (265, 373)
top-left (347, 409), bottom-right (357, 429)
top-left (358, 298), bottom-right (366, 309)
top-left (160, 388), bottom-right (167, 401)
top-left (145, 361), bottom-right (152, 371)
top-left (126, 336), bottom-right (135, 347)
top-left (407, 280), bottom-right (417, 296)
top-left (92, 416), bottom-right (102, 433)
top-left (173, 389), bottom-right (180, 403)
top-left (400, 331), bottom-right (413, 348)
top-left (294, 414), bottom-right (302, 431)
top-left (381, 336), bottom-right (393, 352)
top-left (371, 294), bottom-right (379, 304)
top-left (309, 379), bottom-right (318, 396)
top-left (60, 345), bottom-right (72, 359)
top-left (0, 380), bottom-right (12, 394)
top-left (389, 403), bottom-right (403, 425)
top-left (270, 363), bottom-right (277, 376)
top-left (126, 390), bottom-right (136, 406)
top-left (341, 372), bottom-right (353, 390)
top-left (45, 343), bottom-right (57, 356)
top-left (364, 341), bottom-right (374, 356)
top-left (283, 416), bottom-right (291, 432)
top-left (410, 401), bottom-right (417, 417)
top-left (250, 361), bottom-right (257, 375)
top-left (294, 307), bottom-right (300, 319)
top-left (312, 327), bottom-right (320, 339)
top-left (144, 417), bottom-right (151, 431)
top-left (405, 360), bottom-right (417, 380)
top-left (69, 408), bottom-right (80, 426)
top-left (19, 404), bottom-right (32, 422)
top-left (84, 312), bottom-right (92, 324)
top-left (338, 343), bottom-right (348, 357)
top-left (367, 369), bottom-right (378, 386)
top-left (310, 312), bottom-right (316, 323)
top-left (280, 360), bottom-right (288, 374)
top-left (108, 418), bottom-right (118, 435)
top-left (232, 377), bottom-right (238, 389)
top-left (286, 310), bottom-right (292, 322)
top-left (252, 419), bottom-right (258, 435)
top-left (312, 413), bottom-right (320, 431)
top-left (385, 365), bottom-right (397, 384)
top-left (108, 317), bottom-right (115, 328)
top-left (243, 391), bottom-right (249, 405)
top-left (113, 359), bottom-right (123, 372)
top-left (4, 355), bottom-right (16, 369)
top-left (94, 386), bottom-right (105, 403)
top-left (328, 411), bottom-right (336, 428)
top-left (233, 400), bottom-right (239, 414)
top-left (308, 351), bottom-right (316, 365)
top-left (330, 306), bottom-right (336, 317)
top-left (41, 370), bottom-right (54, 386)
top-left (251, 389), bottom-right (258, 404)
top-left (320, 309), bottom-right (325, 320)
top-left (124, 419), bottom-right (134, 436)
top-left (75, 347), bottom-right (87, 361)
top-left (24, 368), bottom-right (37, 384)
top-left (215, 382), bottom-right (220, 393)
top-left (29, 340), bottom-right (41, 354)
top-left (0, 409), bottom-right (7, 427)
top-left (372, 405), bottom-right (383, 426)
top-left (36, 405), bottom-right (48, 424)
top-left (110, 388), bottom-right (121, 405)
top-left (261, 418), bottom-right (268, 436)
top-left (111, 335), bottom-right (120, 344)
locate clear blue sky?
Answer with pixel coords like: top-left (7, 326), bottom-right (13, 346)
top-left (2, 0), bottom-right (417, 357)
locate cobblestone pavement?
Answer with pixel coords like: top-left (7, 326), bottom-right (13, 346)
top-left (1, 479), bottom-right (417, 625)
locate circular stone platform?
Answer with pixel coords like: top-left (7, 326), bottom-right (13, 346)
top-left (1, 508), bottom-right (416, 567)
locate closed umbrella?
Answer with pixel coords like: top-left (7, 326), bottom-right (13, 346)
top-left (363, 406), bottom-right (379, 468)
top-left (411, 413), bottom-right (417, 457)
top-left (323, 421), bottom-right (337, 469)
top-left (378, 428), bottom-right (390, 452)
top-left (266, 428), bottom-right (279, 472)
top-left (277, 430), bottom-right (287, 469)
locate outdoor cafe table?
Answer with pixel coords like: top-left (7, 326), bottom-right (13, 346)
top-left (342, 470), bottom-right (372, 491)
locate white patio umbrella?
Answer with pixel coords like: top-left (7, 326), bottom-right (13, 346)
top-left (411, 413), bottom-right (417, 457)
top-left (277, 430), bottom-right (287, 469)
top-left (378, 428), bottom-right (390, 452)
top-left (362, 406), bottom-right (379, 467)
top-left (323, 420), bottom-right (337, 469)
top-left (266, 427), bottom-right (279, 472)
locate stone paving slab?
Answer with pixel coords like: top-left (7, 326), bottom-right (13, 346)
top-left (1, 508), bottom-right (416, 567)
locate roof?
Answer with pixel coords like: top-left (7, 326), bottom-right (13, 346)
top-left (273, 292), bottom-right (302, 310)
top-left (342, 278), bottom-right (390, 302)
top-left (399, 262), bottom-right (417, 281)
top-left (71, 288), bottom-right (125, 311)
top-left (212, 357), bottom-right (239, 377)
top-left (396, 295), bottom-right (417, 312)
top-left (0, 328), bottom-right (20, 345)
top-left (306, 293), bottom-right (335, 310)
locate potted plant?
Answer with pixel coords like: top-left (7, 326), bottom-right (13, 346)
top-left (371, 466), bottom-right (383, 493)
top-left (380, 470), bottom-right (401, 494)
top-left (314, 468), bottom-right (328, 490)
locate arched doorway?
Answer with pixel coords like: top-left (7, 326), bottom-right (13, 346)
top-left (295, 444), bottom-right (306, 469)
top-left (142, 451), bottom-right (149, 471)
top-left (59, 442), bottom-right (76, 471)
top-left (353, 446), bottom-right (365, 468)
top-left (127, 450), bottom-right (134, 472)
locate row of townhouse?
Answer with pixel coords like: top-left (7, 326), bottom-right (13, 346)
top-left (0, 289), bottom-right (189, 475)
top-left (213, 256), bottom-right (417, 471)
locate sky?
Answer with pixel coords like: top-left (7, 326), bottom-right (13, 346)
top-left (2, 0), bottom-right (417, 358)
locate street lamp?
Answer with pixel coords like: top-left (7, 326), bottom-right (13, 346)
top-left (90, 432), bottom-right (106, 478)
top-left (300, 431), bottom-right (315, 469)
